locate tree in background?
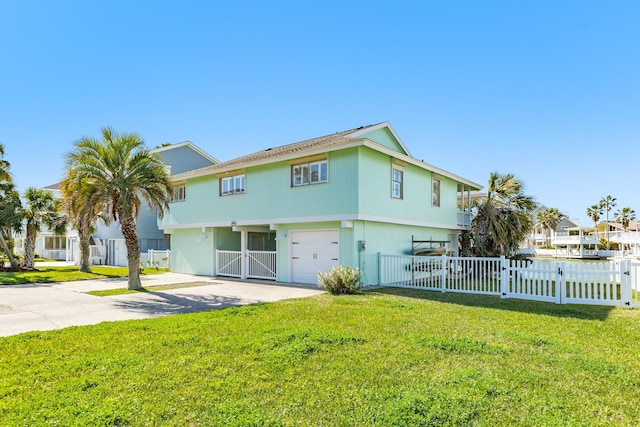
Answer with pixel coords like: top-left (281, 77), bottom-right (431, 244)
top-left (470, 172), bottom-right (536, 257)
top-left (64, 127), bottom-right (172, 289)
top-left (586, 204), bottom-right (602, 239)
top-left (0, 144), bottom-right (22, 271)
top-left (537, 208), bottom-right (567, 247)
top-left (19, 188), bottom-right (67, 270)
top-left (614, 207), bottom-right (636, 232)
top-left (60, 178), bottom-right (102, 273)
top-left (0, 182), bottom-right (22, 271)
top-left (599, 195), bottom-right (617, 250)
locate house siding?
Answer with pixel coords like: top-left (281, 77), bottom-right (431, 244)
top-left (136, 207), bottom-right (168, 250)
top-left (161, 149), bottom-right (361, 228)
top-left (161, 123), bottom-right (480, 285)
top-left (357, 148), bottom-right (459, 227)
top-left (158, 145), bottom-right (216, 175)
top-left (349, 221), bottom-right (452, 285)
top-left (170, 228), bottom-right (215, 276)
top-left (161, 146), bottom-right (462, 230)
top-left (362, 128), bottom-right (407, 154)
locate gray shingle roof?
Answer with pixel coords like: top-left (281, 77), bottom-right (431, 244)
top-left (175, 123), bottom-right (383, 178)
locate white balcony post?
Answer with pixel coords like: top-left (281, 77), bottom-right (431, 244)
top-left (240, 230), bottom-right (247, 279)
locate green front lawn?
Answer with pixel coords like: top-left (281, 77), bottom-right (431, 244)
top-left (0, 266), bottom-right (166, 285)
top-left (1, 289), bottom-right (639, 426)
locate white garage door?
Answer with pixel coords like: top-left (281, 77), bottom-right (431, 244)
top-left (291, 230), bottom-right (339, 284)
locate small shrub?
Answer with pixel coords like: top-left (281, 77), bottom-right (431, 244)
top-left (317, 265), bottom-right (362, 294)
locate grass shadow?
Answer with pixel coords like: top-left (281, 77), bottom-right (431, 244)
top-left (370, 287), bottom-right (616, 321)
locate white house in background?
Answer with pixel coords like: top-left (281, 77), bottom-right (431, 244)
top-left (16, 141), bottom-right (219, 266)
top-left (522, 215), bottom-right (603, 259)
top-left (524, 215), bottom-right (640, 259)
top-left (607, 220), bottom-right (640, 257)
top-left (550, 225), bottom-right (601, 259)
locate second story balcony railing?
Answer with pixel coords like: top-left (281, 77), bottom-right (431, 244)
top-left (552, 234), bottom-right (600, 244)
top-left (457, 211), bottom-right (471, 228)
top-left (608, 230), bottom-right (640, 243)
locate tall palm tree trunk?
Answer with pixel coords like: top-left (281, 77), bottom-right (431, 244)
top-left (21, 224), bottom-right (36, 270)
top-left (78, 222), bottom-right (92, 273)
top-left (0, 229), bottom-right (19, 271)
top-left (543, 225), bottom-right (550, 247)
top-left (119, 212), bottom-right (142, 290)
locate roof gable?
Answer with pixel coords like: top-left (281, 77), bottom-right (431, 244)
top-left (349, 122), bottom-right (410, 156)
top-left (152, 141), bottom-right (219, 175)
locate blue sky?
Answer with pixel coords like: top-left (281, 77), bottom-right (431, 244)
top-left (1, 0), bottom-right (637, 225)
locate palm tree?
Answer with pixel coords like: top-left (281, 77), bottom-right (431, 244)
top-left (470, 172), bottom-right (536, 257)
top-left (0, 144), bottom-right (21, 270)
top-left (537, 208), bottom-right (566, 247)
top-left (60, 178), bottom-right (102, 273)
top-left (586, 204), bottom-right (602, 239)
top-left (614, 207), bottom-right (636, 232)
top-left (0, 182), bottom-right (22, 271)
top-left (20, 187), bottom-right (67, 270)
top-left (64, 127), bottom-right (172, 289)
top-left (599, 195), bottom-right (617, 250)
top-left (0, 144), bottom-right (10, 182)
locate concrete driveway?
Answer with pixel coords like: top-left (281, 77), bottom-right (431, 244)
top-left (0, 273), bottom-right (324, 337)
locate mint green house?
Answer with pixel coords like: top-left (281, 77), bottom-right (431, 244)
top-left (159, 122), bottom-right (481, 285)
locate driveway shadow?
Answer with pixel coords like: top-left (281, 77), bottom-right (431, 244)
top-left (369, 287), bottom-right (615, 321)
top-left (109, 291), bottom-right (251, 316)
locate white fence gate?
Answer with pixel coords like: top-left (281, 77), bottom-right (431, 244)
top-left (247, 250), bottom-right (277, 280)
top-left (217, 250), bottom-right (242, 277)
top-left (378, 254), bottom-right (639, 308)
top-left (216, 250), bottom-right (276, 280)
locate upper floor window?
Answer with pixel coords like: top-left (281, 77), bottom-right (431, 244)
top-left (292, 160), bottom-right (328, 187)
top-left (220, 174), bottom-right (245, 196)
top-left (392, 168), bottom-right (403, 199)
top-left (432, 177), bottom-right (441, 207)
top-left (171, 184), bottom-right (186, 202)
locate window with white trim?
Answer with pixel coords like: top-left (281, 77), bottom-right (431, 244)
top-left (291, 160), bottom-right (328, 187)
top-left (432, 177), bottom-right (441, 207)
top-left (392, 168), bottom-right (403, 199)
top-left (220, 174), bottom-right (246, 196)
top-left (171, 184), bottom-right (186, 202)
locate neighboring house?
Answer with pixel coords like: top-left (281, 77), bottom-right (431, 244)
top-left (526, 215), bottom-right (576, 249)
top-left (159, 122), bottom-right (482, 285)
top-left (16, 141), bottom-right (218, 265)
top-left (606, 220), bottom-right (640, 256)
top-left (522, 216), bottom-right (603, 259)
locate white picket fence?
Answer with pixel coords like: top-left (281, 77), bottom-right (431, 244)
top-left (140, 249), bottom-right (171, 269)
top-left (378, 254), bottom-right (640, 308)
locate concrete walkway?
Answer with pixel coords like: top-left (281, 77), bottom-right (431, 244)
top-left (0, 272), bottom-right (324, 337)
